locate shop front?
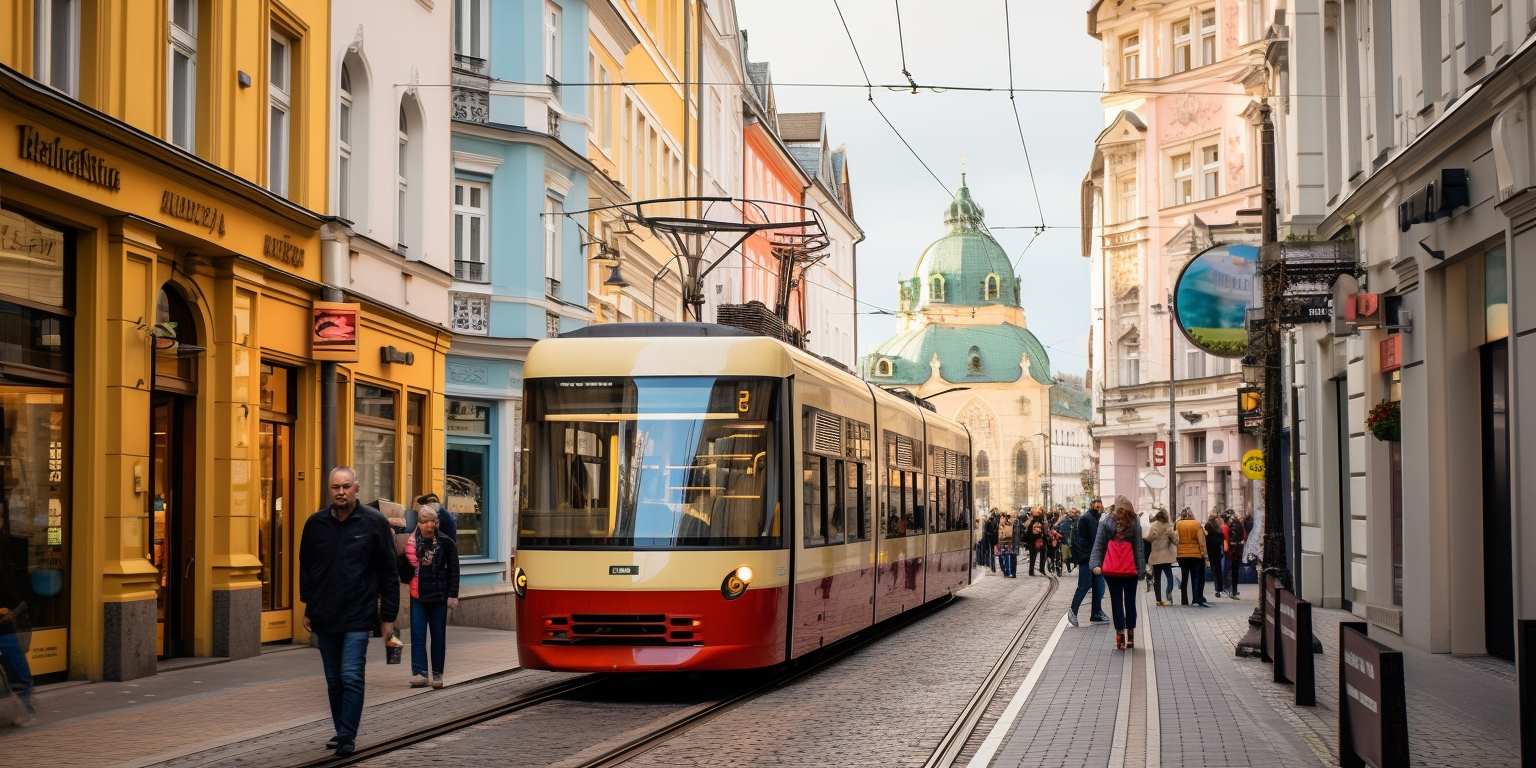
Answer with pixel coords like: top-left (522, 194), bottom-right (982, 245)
top-left (0, 68), bottom-right (448, 680)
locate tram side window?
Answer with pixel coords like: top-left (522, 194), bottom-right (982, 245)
top-left (804, 453), bottom-right (825, 546)
top-left (886, 467), bottom-right (903, 537)
top-left (845, 461), bottom-right (866, 542)
top-left (931, 475), bottom-right (945, 532)
top-left (903, 471), bottom-right (920, 534)
top-left (827, 460), bottom-right (845, 544)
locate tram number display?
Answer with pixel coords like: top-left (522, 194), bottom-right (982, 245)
top-left (609, 565), bottom-right (640, 576)
top-left (738, 389), bottom-right (751, 412)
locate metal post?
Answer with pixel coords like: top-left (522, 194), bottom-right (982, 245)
top-left (1239, 101), bottom-right (1287, 656)
top-left (1169, 293), bottom-right (1178, 517)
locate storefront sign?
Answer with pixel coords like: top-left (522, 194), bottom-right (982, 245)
top-left (1173, 243), bottom-right (1260, 358)
top-left (1397, 168), bottom-right (1470, 232)
top-left (1339, 621), bottom-right (1410, 768)
top-left (263, 234), bottom-right (305, 268)
top-left (159, 191), bottom-right (225, 236)
top-left (25, 627), bottom-right (67, 675)
top-left (1379, 335), bottom-right (1403, 373)
top-left (17, 125), bottom-right (121, 191)
top-left (1152, 440), bottom-right (1166, 467)
top-left (1239, 387), bottom-right (1263, 435)
top-left (1242, 449), bottom-right (1265, 480)
top-left (1277, 587), bottom-right (1316, 705)
top-left (0, 207), bottom-right (66, 308)
top-left (1279, 293), bottom-right (1332, 324)
top-left (311, 301), bottom-right (360, 362)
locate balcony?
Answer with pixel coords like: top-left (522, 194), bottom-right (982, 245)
top-left (450, 293), bottom-right (490, 336)
top-left (454, 259), bottom-right (488, 283)
top-left (451, 54), bottom-right (490, 124)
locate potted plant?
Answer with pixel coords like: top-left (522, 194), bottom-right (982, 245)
top-left (1366, 399), bottom-right (1400, 442)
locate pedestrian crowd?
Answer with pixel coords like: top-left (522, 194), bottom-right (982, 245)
top-left (976, 505), bottom-right (1078, 578)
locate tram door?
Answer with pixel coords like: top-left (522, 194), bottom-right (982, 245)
top-left (150, 394), bottom-right (197, 658)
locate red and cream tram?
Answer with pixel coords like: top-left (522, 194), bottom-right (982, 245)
top-left (513, 324), bottom-right (974, 672)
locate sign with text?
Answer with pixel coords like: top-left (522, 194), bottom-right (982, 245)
top-left (1242, 449), bottom-right (1265, 481)
top-left (1339, 622), bottom-right (1409, 768)
top-left (0, 207), bottom-right (66, 308)
top-left (1379, 335), bottom-right (1403, 374)
top-left (1152, 440), bottom-right (1167, 467)
top-left (311, 301), bottom-right (360, 362)
top-left (1276, 587), bottom-right (1316, 705)
top-left (1238, 387), bottom-right (1263, 435)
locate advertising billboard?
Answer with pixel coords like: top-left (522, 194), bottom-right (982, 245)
top-left (1173, 243), bottom-right (1260, 358)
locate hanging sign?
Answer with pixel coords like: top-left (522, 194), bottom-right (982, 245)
top-left (1241, 449), bottom-right (1265, 480)
top-left (311, 301), bottom-right (360, 362)
top-left (1173, 243), bottom-right (1260, 358)
top-left (1238, 387), bottom-right (1263, 434)
top-left (1152, 440), bottom-right (1167, 467)
top-left (1379, 335), bottom-right (1403, 374)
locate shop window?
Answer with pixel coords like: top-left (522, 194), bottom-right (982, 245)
top-left (258, 363), bottom-right (295, 613)
top-left (405, 392), bottom-right (425, 503)
top-left (0, 391), bottom-right (70, 665)
top-left (33, 0), bottom-right (80, 97)
top-left (268, 29), bottom-right (293, 196)
top-left (446, 397), bottom-right (493, 558)
top-left (353, 383), bottom-right (398, 505)
top-left (168, 0), bottom-right (198, 151)
top-left (0, 209), bottom-right (71, 380)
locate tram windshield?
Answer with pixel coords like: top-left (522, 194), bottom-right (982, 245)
top-left (519, 377), bottom-right (782, 548)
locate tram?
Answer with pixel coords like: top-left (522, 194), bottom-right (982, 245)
top-left (513, 323), bottom-right (974, 672)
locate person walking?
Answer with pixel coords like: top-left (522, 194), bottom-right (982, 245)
top-left (1025, 519), bottom-right (1048, 577)
top-left (1066, 500), bottom-right (1109, 626)
top-left (996, 511), bottom-right (1018, 578)
top-left (1144, 509), bottom-right (1177, 606)
top-left (300, 467), bottom-right (400, 757)
top-left (400, 507), bottom-right (460, 689)
top-left (1090, 497), bottom-right (1147, 650)
top-left (1056, 510), bottom-right (1077, 574)
top-left (982, 510), bottom-right (1000, 573)
top-left (1175, 508), bottom-right (1210, 606)
top-left (1225, 510), bottom-right (1247, 599)
top-left (0, 535), bottom-right (34, 725)
top-left (1204, 510), bottom-right (1226, 597)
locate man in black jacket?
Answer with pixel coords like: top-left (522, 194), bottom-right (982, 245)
top-left (1066, 499), bottom-right (1109, 626)
top-left (300, 467), bottom-right (399, 756)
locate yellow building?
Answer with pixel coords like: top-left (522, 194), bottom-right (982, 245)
top-left (0, 0), bottom-right (448, 681)
top-left (585, 0), bottom-right (694, 322)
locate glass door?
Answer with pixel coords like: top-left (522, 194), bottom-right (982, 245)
top-left (258, 364), bottom-right (296, 642)
top-left (149, 394), bottom-right (195, 658)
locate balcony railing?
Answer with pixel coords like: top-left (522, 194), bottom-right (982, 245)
top-left (452, 53), bottom-right (491, 124)
top-left (454, 259), bottom-right (488, 283)
top-left (453, 53), bottom-right (488, 76)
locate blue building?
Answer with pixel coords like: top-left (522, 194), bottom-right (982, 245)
top-left (445, 0), bottom-right (593, 618)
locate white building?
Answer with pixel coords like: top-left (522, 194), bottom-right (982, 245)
top-left (1049, 378), bottom-right (1095, 509)
top-left (327, 0), bottom-right (453, 326)
top-left (779, 112), bottom-right (860, 370)
top-left (699, 1), bottom-right (748, 319)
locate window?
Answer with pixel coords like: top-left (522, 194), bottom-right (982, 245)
top-left (33, 0), bottom-right (80, 96)
top-left (1199, 8), bottom-right (1217, 65)
top-left (1121, 34), bottom-right (1140, 82)
top-left (599, 67), bottom-right (614, 148)
top-left (1186, 347), bottom-right (1206, 378)
top-left (967, 345), bottom-right (984, 373)
top-left (929, 274), bottom-right (945, 302)
top-left (1201, 144), bottom-right (1221, 199)
top-left (168, 0), bottom-right (198, 151)
top-left (1119, 346), bottom-right (1140, 386)
top-left (405, 392), bottom-right (425, 503)
top-left (268, 30), bottom-right (293, 196)
top-left (1248, 0), bottom-right (1266, 42)
top-left (1171, 152), bottom-right (1193, 205)
top-left (984, 273), bottom-right (1001, 301)
top-left (453, 180), bottom-right (489, 281)
top-left (875, 358), bottom-right (893, 377)
top-left (353, 383), bottom-right (398, 505)
top-left (446, 398), bottom-right (494, 558)
top-left (544, 195), bottom-right (562, 287)
top-left (1172, 18), bottom-right (1192, 73)
top-left (543, 1), bottom-right (561, 83)
top-left (1190, 433), bottom-right (1207, 463)
top-left (338, 66), bottom-right (354, 219)
top-left (1116, 175), bottom-right (1137, 222)
top-left (803, 453), bottom-right (825, 546)
top-left (397, 106), bottom-right (410, 249)
top-left (454, 0), bottom-right (485, 60)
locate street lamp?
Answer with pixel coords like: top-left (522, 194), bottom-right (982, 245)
top-left (1033, 430), bottom-right (1053, 511)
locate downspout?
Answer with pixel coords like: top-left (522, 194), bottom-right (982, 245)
top-left (319, 220), bottom-right (348, 496)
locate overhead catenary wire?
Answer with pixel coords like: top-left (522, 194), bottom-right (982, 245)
top-left (1002, 0), bottom-right (1046, 235)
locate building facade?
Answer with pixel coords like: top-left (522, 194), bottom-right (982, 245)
top-left (1082, 0), bottom-right (1265, 516)
top-left (864, 183), bottom-right (1055, 516)
top-left (780, 112), bottom-right (860, 370)
top-left (447, 0), bottom-right (594, 625)
top-left (0, 0), bottom-right (449, 679)
top-left (1266, 0), bottom-right (1536, 661)
top-left (1049, 379), bottom-right (1094, 508)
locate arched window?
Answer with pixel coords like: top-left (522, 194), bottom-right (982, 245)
top-left (1013, 443), bottom-right (1030, 505)
top-left (154, 283), bottom-right (201, 388)
top-left (967, 345), bottom-right (983, 373)
top-left (396, 95), bottom-right (423, 253)
top-left (928, 274), bottom-right (945, 302)
top-left (337, 55), bottom-right (369, 223)
top-left (983, 273), bottom-right (1001, 301)
top-left (875, 358), bottom-right (893, 377)
top-left (974, 450), bottom-right (991, 512)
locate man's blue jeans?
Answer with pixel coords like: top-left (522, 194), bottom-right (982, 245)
top-left (1070, 564), bottom-right (1105, 617)
top-left (0, 633), bottom-right (33, 711)
top-left (314, 630), bottom-right (370, 742)
top-left (410, 600), bottom-right (448, 677)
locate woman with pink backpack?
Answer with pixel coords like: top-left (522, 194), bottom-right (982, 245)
top-left (1089, 496), bottom-right (1148, 650)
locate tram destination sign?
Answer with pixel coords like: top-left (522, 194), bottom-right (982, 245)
top-left (609, 565), bottom-right (640, 576)
top-left (1339, 622), bottom-right (1410, 768)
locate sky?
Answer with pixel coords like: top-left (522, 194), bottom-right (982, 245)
top-left (735, 0), bottom-right (1103, 379)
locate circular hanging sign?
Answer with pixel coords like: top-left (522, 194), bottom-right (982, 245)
top-left (1241, 449), bottom-right (1265, 480)
top-left (1173, 243), bottom-right (1260, 358)
top-left (1142, 471), bottom-right (1167, 490)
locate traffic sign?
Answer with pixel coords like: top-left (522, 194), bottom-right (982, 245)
top-left (1242, 449), bottom-right (1265, 480)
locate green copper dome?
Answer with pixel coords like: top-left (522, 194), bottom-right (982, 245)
top-left (862, 323), bottom-right (1053, 386)
top-left (902, 182), bottom-right (1021, 309)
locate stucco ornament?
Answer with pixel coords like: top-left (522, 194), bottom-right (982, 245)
top-left (1167, 94), bottom-right (1222, 141)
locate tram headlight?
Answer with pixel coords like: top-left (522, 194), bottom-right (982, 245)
top-left (513, 567), bottom-right (528, 598)
top-left (721, 565), bottom-right (753, 600)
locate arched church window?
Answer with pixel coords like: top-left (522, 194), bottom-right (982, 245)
top-left (967, 345), bottom-right (983, 373)
top-left (1013, 443), bottom-right (1030, 505)
top-left (929, 274), bottom-right (945, 302)
top-left (984, 273), bottom-right (1001, 301)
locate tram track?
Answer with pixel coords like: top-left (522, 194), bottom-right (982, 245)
top-left (921, 572), bottom-right (1061, 768)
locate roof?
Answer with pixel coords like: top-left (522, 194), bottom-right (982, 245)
top-left (904, 182), bottom-right (1020, 309)
top-left (863, 322), bottom-right (1053, 386)
top-left (1050, 382), bottom-right (1092, 421)
top-left (777, 112), bottom-right (824, 142)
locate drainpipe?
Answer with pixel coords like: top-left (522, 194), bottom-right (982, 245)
top-left (319, 222), bottom-right (348, 495)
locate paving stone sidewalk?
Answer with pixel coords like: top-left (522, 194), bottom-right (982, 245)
top-left (0, 626), bottom-right (521, 768)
